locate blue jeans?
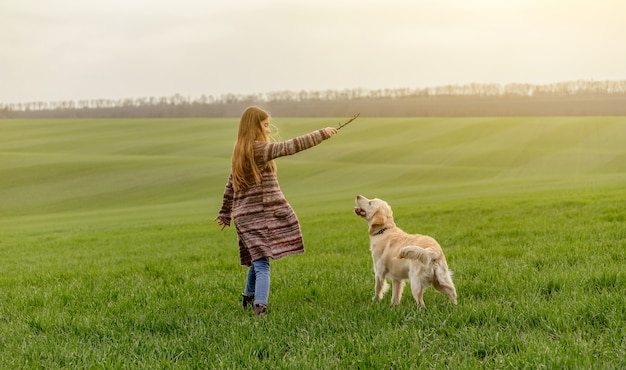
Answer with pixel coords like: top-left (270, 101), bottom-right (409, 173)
top-left (244, 258), bottom-right (270, 306)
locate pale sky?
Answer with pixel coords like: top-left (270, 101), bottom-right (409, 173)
top-left (1, 0), bottom-right (625, 104)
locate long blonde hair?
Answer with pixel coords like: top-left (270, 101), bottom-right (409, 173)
top-left (231, 106), bottom-right (276, 191)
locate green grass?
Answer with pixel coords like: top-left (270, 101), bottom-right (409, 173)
top-left (1, 117), bottom-right (625, 368)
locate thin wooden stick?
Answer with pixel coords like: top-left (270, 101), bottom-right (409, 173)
top-left (337, 113), bottom-right (360, 130)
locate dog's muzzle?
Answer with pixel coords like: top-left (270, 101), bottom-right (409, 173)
top-left (354, 207), bottom-right (366, 217)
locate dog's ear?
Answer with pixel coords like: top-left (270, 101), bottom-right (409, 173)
top-left (369, 209), bottom-right (386, 236)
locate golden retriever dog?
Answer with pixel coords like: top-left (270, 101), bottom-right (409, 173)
top-left (354, 195), bottom-right (457, 307)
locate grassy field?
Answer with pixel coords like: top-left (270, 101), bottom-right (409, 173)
top-left (0, 117), bottom-right (625, 368)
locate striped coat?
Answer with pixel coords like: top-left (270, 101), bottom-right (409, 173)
top-left (217, 129), bottom-right (332, 266)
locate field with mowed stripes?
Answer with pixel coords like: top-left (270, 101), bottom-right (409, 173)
top-left (1, 117), bottom-right (625, 368)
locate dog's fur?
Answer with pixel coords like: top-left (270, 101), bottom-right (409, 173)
top-left (354, 195), bottom-right (457, 307)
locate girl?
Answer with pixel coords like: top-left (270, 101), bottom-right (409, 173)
top-left (215, 106), bottom-right (338, 317)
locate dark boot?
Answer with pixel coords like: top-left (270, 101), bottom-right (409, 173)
top-left (254, 304), bottom-right (267, 317)
top-left (242, 293), bottom-right (254, 309)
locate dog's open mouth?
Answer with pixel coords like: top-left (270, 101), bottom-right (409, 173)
top-left (354, 207), bottom-right (366, 217)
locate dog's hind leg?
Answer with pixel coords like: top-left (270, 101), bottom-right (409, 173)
top-left (373, 274), bottom-right (389, 302)
top-left (409, 276), bottom-right (427, 308)
top-left (433, 265), bottom-right (458, 305)
top-left (391, 279), bottom-right (405, 305)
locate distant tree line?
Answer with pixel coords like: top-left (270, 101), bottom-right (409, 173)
top-left (2, 80), bottom-right (626, 118)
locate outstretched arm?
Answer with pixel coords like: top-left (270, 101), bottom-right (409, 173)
top-left (257, 127), bottom-right (337, 162)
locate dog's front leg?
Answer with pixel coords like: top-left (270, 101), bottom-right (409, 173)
top-left (373, 274), bottom-right (389, 301)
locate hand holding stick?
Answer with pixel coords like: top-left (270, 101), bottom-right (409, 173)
top-left (337, 113), bottom-right (360, 130)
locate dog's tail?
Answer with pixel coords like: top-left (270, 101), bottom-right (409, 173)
top-left (399, 246), bottom-right (437, 264)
